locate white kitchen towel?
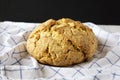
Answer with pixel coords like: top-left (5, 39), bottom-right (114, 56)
top-left (0, 21), bottom-right (120, 80)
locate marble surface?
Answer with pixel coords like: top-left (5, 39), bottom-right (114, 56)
top-left (99, 25), bottom-right (120, 33)
top-left (0, 22), bottom-right (120, 32)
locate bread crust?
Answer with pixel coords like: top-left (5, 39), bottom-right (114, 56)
top-left (27, 18), bottom-right (98, 66)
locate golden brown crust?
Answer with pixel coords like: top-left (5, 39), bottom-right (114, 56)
top-left (27, 18), bottom-right (98, 66)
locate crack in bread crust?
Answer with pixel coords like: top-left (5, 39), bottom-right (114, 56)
top-left (27, 18), bottom-right (98, 66)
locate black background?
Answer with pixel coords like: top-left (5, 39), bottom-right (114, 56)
top-left (0, 0), bottom-right (120, 24)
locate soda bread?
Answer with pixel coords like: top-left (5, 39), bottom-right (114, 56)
top-left (27, 18), bottom-right (97, 66)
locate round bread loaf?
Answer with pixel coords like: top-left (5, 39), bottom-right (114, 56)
top-left (27, 18), bottom-right (97, 66)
